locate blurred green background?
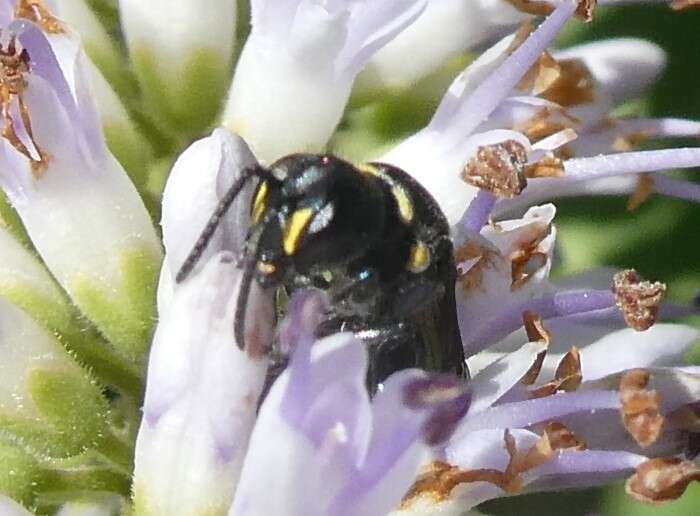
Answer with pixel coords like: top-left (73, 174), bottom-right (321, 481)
top-left (481, 4), bottom-right (700, 515)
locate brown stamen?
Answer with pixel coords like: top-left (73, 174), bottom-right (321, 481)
top-left (544, 421), bottom-right (587, 450)
top-left (0, 38), bottom-right (47, 177)
top-left (463, 140), bottom-right (529, 198)
top-left (524, 153), bottom-right (566, 178)
top-left (517, 51), bottom-right (561, 96)
top-left (626, 457), bottom-right (700, 503)
top-left (521, 311), bottom-right (550, 385)
top-left (531, 347), bottom-right (583, 398)
top-left (401, 429), bottom-right (560, 509)
top-left (454, 241), bottom-right (501, 293)
top-left (620, 369), bottom-right (664, 449)
top-left (15, 0), bottom-right (64, 34)
top-left (612, 270), bottom-right (666, 331)
top-left (542, 59), bottom-right (596, 107)
top-left (626, 174), bottom-right (655, 211)
top-left (575, 0), bottom-right (597, 21)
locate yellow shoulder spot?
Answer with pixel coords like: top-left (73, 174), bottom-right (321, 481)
top-left (283, 207), bottom-right (314, 255)
top-left (357, 163), bottom-right (382, 177)
top-left (407, 241), bottom-right (431, 273)
top-left (251, 180), bottom-right (269, 224)
top-left (392, 185), bottom-right (414, 224)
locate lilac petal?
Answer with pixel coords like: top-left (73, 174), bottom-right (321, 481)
top-left (439, 2), bottom-right (576, 141)
top-left (462, 289), bottom-right (616, 355)
top-left (233, 332), bottom-right (429, 516)
top-left (526, 450), bottom-right (646, 492)
top-left (453, 390), bottom-right (620, 438)
top-left (469, 341), bottom-right (547, 413)
top-left (0, 0), bottom-right (13, 26)
top-left (329, 370), bottom-right (430, 516)
top-left (654, 174), bottom-right (700, 204)
top-left (564, 148), bottom-right (700, 181)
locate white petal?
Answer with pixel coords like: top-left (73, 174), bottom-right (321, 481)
top-left (133, 253), bottom-right (272, 516)
top-left (223, 0), bottom-right (426, 162)
top-left (161, 128), bottom-right (257, 277)
top-left (360, 0), bottom-right (525, 89)
top-left (0, 495), bottom-right (32, 516)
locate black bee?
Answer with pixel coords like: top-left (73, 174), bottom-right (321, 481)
top-left (176, 154), bottom-right (467, 392)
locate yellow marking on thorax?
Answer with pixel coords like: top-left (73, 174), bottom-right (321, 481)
top-left (359, 163), bottom-right (415, 225)
top-left (407, 241), bottom-right (431, 273)
top-left (357, 162), bottom-right (382, 177)
top-left (283, 208), bottom-right (314, 255)
top-left (392, 184), bottom-right (414, 224)
top-left (251, 181), bottom-right (269, 224)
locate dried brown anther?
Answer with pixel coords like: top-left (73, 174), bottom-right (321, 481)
top-left (543, 421), bottom-right (587, 450)
top-left (511, 245), bottom-right (548, 291)
top-left (531, 347), bottom-right (582, 398)
top-left (454, 241), bottom-right (500, 293)
top-left (521, 312), bottom-right (550, 385)
top-left (0, 37), bottom-right (48, 177)
top-left (626, 174), bottom-right (655, 211)
top-left (626, 458), bottom-right (700, 503)
top-left (575, 0), bottom-right (597, 21)
top-left (612, 269), bottom-right (666, 331)
top-left (542, 59), bottom-right (595, 107)
top-left (463, 140), bottom-right (528, 198)
top-left (517, 51), bottom-right (561, 96)
top-left (620, 369), bottom-right (664, 449)
top-left (524, 153), bottom-right (566, 178)
top-left (16, 0), bottom-right (64, 34)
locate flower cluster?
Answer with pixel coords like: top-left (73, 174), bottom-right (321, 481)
top-left (0, 1), bottom-right (698, 515)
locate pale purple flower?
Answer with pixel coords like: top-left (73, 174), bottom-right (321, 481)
top-left (0, 1), bottom-right (699, 515)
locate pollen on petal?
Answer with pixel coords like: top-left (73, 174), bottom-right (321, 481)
top-left (612, 269), bottom-right (666, 331)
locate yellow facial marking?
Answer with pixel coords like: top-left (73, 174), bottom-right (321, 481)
top-left (407, 242), bottom-right (431, 273)
top-left (257, 261), bottom-right (277, 275)
top-left (392, 185), bottom-right (414, 224)
top-left (251, 180), bottom-right (269, 224)
top-left (283, 208), bottom-right (314, 255)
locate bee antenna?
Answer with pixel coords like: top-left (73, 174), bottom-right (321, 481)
top-left (233, 208), bottom-right (278, 351)
top-left (233, 256), bottom-right (256, 350)
top-left (176, 165), bottom-right (268, 283)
